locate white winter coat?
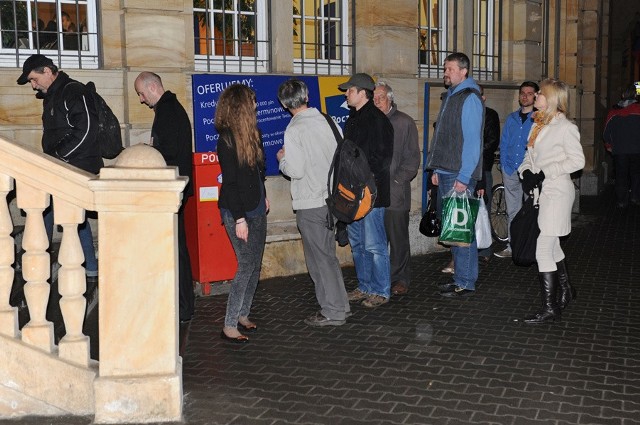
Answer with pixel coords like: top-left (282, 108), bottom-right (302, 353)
top-left (518, 113), bottom-right (585, 236)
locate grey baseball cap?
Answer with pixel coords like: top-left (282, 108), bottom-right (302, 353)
top-left (338, 73), bottom-right (375, 91)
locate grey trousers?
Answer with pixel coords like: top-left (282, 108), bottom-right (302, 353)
top-left (296, 206), bottom-right (350, 321)
top-left (384, 208), bottom-right (411, 286)
top-left (223, 214), bottom-right (267, 328)
top-left (502, 170), bottom-right (525, 247)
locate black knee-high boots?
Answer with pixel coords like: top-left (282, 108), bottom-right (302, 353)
top-left (524, 271), bottom-right (561, 324)
top-left (556, 260), bottom-right (576, 310)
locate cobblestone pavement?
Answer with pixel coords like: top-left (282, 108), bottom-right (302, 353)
top-left (4, 187), bottom-right (640, 425)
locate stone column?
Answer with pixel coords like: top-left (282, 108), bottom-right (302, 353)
top-left (90, 145), bottom-right (186, 424)
top-left (271, 1), bottom-right (294, 73)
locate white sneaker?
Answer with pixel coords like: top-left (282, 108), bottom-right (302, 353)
top-left (493, 248), bottom-right (512, 258)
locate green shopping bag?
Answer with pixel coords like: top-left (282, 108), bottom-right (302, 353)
top-left (439, 188), bottom-right (480, 247)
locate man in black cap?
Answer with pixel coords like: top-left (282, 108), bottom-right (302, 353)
top-left (17, 54), bottom-right (102, 278)
top-left (338, 73), bottom-right (394, 308)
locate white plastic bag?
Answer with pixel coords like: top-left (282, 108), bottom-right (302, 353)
top-left (475, 197), bottom-right (492, 249)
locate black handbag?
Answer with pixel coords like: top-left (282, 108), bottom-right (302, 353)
top-left (510, 196), bottom-right (540, 266)
top-left (420, 187), bottom-right (441, 237)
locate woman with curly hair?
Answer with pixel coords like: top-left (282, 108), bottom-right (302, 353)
top-left (215, 84), bottom-right (269, 342)
top-left (519, 78), bottom-right (585, 324)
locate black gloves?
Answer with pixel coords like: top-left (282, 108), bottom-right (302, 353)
top-left (522, 169), bottom-right (545, 193)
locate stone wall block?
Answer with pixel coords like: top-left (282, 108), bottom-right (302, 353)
top-left (125, 14), bottom-right (187, 68)
top-left (361, 1), bottom-right (419, 27)
top-left (579, 39), bottom-right (598, 65)
top-left (513, 2), bottom-right (543, 43)
top-left (581, 10), bottom-right (599, 39)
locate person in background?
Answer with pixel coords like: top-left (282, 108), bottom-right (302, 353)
top-left (519, 78), bottom-right (584, 324)
top-left (338, 73), bottom-right (394, 308)
top-left (494, 81), bottom-right (539, 258)
top-left (61, 11), bottom-right (78, 50)
top-left (373, 81), bottom-right (420, 296)
top-left (16, 54), bottom-right (101, 280)
top-left (603, 84), bottom-right (640, 208)
top-left (277, 79), bottom-right (350, 327)
top-left (476, 84), bottom-right (501, 262)
top-left (426, 52), bottom-right (484, 298)
top-left (134, 71), bottom-right (195, 327)
top-left (215, 84), bottom-right (269, 342)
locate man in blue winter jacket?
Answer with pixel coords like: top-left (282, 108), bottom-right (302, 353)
top-left (426, 52), bottom-right (484, 297)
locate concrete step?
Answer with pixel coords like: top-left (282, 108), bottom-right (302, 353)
top-left (0, 382), bottom-right (67, 418)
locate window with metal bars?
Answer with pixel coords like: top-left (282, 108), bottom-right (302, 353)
top-left (418, 0), bottom-right (501, 81)
top-left (471, 0), bottom-right (500, 81)
top-left (0, 0), bottom-right (98, 69)
top-left (418, 0), bottom-right (448, 78)
top-left (293, 0), bottom-right (351, 75)
top-left (194, 0), bottom-right (269, 73)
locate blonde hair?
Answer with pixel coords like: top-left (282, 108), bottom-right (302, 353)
top-left (214, 84), bottom-right (263, 167)
top-left (528, 78), bottom-right (569, 147)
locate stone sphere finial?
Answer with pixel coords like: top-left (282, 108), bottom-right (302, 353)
top-left (114, 144), bottom-right (166, 168)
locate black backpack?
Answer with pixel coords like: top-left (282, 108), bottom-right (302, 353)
top-left (64, 81), bottom-right (124, 159)
top-left (323, 114), bottom-right (377, 225)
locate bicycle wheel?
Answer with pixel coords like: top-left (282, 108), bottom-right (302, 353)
top-left (490, 183), bottom-right (509, 242)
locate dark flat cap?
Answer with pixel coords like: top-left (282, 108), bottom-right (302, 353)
top-left (17, 54), bottom-right (54, 85)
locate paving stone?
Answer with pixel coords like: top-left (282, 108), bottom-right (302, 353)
top-left (9, 187), bottom-right (640, 425)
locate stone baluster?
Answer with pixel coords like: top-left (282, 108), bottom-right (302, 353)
top-left (54, 197), bottom-right (91, 367)
top-left (16, 182), bottom-right (53, 352)
top-left (0, 174), bottom-right (16, 337)
top-left (90, 145), bottom-right (186, 423)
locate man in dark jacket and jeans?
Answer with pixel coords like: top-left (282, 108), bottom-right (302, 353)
top-left (17, 54), bottom-right (101, 277)
top-left (134, 71), bottom-right (195, 324)
top-left (339, 73), bottom-right (394, 308)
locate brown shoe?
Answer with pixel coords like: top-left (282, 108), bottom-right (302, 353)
top-left (391, 281), bottom-right (408, 295)
top-left (347, 288), bottom-right (368, 302)
top-left (362, 294), bottom-right (389, 308)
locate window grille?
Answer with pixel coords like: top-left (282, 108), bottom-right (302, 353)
top-left (471, 0), bottom-right (501, 81)
top-left (418, 0), bottom-right (502, 81)
top-left (292, 0), bottom-right (352, 75)
top-left (0, 0), bottom-right (99, 69)
top-left (418, 0), bottom-right (448, 78)
top-left (194, 0), bottom-right (269, 73)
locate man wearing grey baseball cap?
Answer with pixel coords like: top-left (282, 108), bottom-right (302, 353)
top-left (17, 54), bottom-right (101, 279)
top-left (338, 72), bottom-right (394, 308)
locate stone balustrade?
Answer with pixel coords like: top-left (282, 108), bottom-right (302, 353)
top-left (0, 138), bottom-right (186, 423)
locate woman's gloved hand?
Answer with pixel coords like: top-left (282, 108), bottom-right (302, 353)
top-left (522, 169), bottom-right (545, 193)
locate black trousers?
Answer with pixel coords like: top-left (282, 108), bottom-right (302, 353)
top-left (178, 202), bottom-right (195, 322)
top-left (384, 208), bottom-right (411, 286)
top-left (613, 153), bottom-right (640, 204)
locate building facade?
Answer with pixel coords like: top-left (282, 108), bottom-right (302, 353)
top-left (0, 0), bottom-right (621, 277)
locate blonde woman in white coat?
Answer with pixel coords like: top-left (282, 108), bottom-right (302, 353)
top-left (518, 78), bottom-right (585, 324)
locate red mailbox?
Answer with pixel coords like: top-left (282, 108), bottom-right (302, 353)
top-left (185, 152), bottom-right (237, 295)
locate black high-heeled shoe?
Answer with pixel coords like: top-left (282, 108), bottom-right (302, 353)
top-left (220, 331), bottom-right (249, 343)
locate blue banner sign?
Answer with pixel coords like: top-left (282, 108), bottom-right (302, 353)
top-left (192, 74), bottom-right (322, 176)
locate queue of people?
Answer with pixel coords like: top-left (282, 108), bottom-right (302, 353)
top-left (16, 51), bottom-right (591, 347)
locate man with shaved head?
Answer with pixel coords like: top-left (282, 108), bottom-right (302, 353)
top-left (135, 72), bottom-right (195, 327)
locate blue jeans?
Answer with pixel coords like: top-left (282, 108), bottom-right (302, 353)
top-left (222, 214), bottom-right (267, 328)
top-left (347, 207), bottom-right (391, 298)
top-left (44, 206), bottom-right (98, 275)
top-left (436, 173), bottom-right (478, 291)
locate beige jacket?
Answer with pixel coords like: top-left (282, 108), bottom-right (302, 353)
top-left (518, 113), bottom-right (585, 236)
